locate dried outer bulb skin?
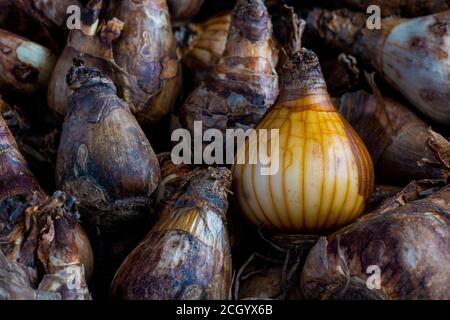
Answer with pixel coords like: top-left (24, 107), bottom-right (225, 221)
top-left (0, 114), bottom-right (94, 282)
top-left (307, 9), bottom-right (450, 125)
top-left (301, 180), bottom-right (450, 300)
top-left (0, 29), bottom-right (56, 95)
top-left (1, 94), bottom-right (61, 195)
top-left (367, 184), bottom-right (402, 212)
top-left (111, 167), bottom-right (232, 300)
top-left (167, 0), bottom-right (204, 25)
top-left (33, 192), bottom-right (91, 300)
top-left (48, 0), bottom-right (182, 128)
top-left (55, 60), bottom-right (161, 232)
top-left (85, 164), bottom-right (174, 298)
top-left (0, 114), bottom-right (45, 202)
top-left (0, 249), bottom-right (44, 300)
top-left (337, 0), bottom-right (450, 17)
top-left (74, 224), bottom-right (94, 282)
top-left (0, 198), bottom-right (95, 285)
top-left (47, 0), bottom-right (106, 122)
top-left (182, 11), bottom-right (279, 88)
top-left (320, 54), bottom-right (361, 97)
top-left (179, 0), bottom-right (279, 135)
top-left (269, 4), bottom-right (303, 69)
top-left (232, 49), bottom-right (374, 233)
top-left (336, 90), bottom-right (450, 184)
top-left (337, 88), bottom-right (450, 181)
top-left (0, 192), bottom-right (91, 300)
top-left (105, 0), bottom-right (181, 128)
top-left (0, 0), bottom-right (82, 52)
top-left (182, 13), bottom-right (231, 84)
top-left (152, 152), bottom-right (193, 215)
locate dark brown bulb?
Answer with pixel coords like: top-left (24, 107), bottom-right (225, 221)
top-left (56, 59), bottom-right (161, 232)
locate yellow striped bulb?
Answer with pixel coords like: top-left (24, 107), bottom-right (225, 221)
top-left (232, 49), bottom-right (374, 233)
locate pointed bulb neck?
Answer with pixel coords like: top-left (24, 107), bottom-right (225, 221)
top-left (278, 49), bottom-right (335, 111)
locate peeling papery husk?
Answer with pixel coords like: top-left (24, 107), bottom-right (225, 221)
top-left (336, 90), bottom-right (450, 184)
top-left (367, 184), bottom-right (403, 212)
top-left (0, 192), bottom-right (91, 300)
top-left (0, 0), bottom-right (82, 52)
top-left (1, 113), bottom-right (93, 281)
top-left (88, 153), bottom-right (190, 298)
top-left (181, 13), bottom-right (231, 87)
top-left (271, 6), bottom-right (361, 95)
top-left (307, 9), bottom-right (450, 125)
top-left (152, 152), bottom-right (193, 216)
top-left (301, 180), bottom-right (450, 300)
top-left (179, 0), bottom-right (279, 137)
top-left (167, 0), bottom-right (204, 25)
top-left (0, 113), bottom-right (46, 201)
top-left (111, 167), bottom-right (232, 300)
top-left (269, 4), bottom-right (303, 68)
top-left (55, 59), bottom-right (161, 232)
top-left (0, 195), bottom-right (94, 284)
top-left (1, 94), bottom-right (61, 192)
top-left (337, 0), bottom-right (450, 17)
top-left (320, 54), bottom-right (361, 97)
top-left (48, 0), bottom-right (182, 128)
top-left (0, 29), bottom-right (56, 96)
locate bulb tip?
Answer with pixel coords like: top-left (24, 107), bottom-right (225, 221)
top-left (282, 48), bottom-right (322, 77)
top-left (232, 0), bottom-right (270, 42)
top-left (279, 48), bottom-right (327, 98)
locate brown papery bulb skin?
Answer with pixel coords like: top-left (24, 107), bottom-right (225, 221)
top-left (1, 114), bottom-right (94, 282)
top-left (301, 181), bottom-right (450, 300)
top-left (0, 192), bottom-right (91, 300)
top-left (182, 13), bottom-right (231, 85)
top-left (152, 152), bottom-right (193, 217)
top-left (307, 9), bottom-right (450, 125)
top-left (337, 90), bottom-right (450, 184)
top-left (338, 0), bottom-right (450, 17)
top-left (179, 0), bottom-right (279, 135)
top-left (320, 54), bottom-right (361, 97)
top-left (367, 184), bottom-right (402, 212)
top-left (34, 192), bottom-right (91, 300)
top-left (167, 0), bottom-right (204, 25)
top-left (233, 49), bottom-right (374, 233)
top-left (48, 0), bottom-right (182, 128)
top-left (0, 29), bottom-right (56, 96)
top-left (74, 224), bottom-right (94, 282)
top-left (111, 167), bottom-right (232, 300)
top-left (55, 60), bottom-right (161, 232)
top-left (0, 114), bottom-right (45, 201)
top-left (0, 198), bottom-right (95, 285)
